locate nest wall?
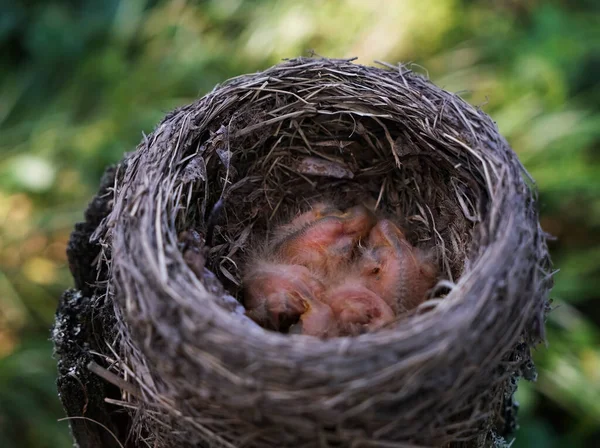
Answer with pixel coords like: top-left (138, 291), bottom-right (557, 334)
top-left (54, 57), bottom-right (553, 448)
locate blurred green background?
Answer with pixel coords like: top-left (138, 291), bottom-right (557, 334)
top-left (0, 0), bottom-right (598, 446)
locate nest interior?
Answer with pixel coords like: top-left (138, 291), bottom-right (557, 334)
top-left (54, 57), bottom-right (553, 448)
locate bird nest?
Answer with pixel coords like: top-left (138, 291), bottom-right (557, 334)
top-left (53, 57), bottom-right (553, 448)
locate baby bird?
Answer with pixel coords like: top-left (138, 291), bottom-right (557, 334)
top-left (271, 202), bottom-right (342, 242)
top-left (243, 262), bottom-right (326, 331)
top-left (324, 280), bottom-right (396, 336)
top-left (354, 219), bottom-right (438, 313)
top-left (243, 261), bottom-right (340, 337)
top-left (242, 202), bottom-right (438, 338)
top-left (273, 203), bottom-right (377, 277)
top-left (243, 202), bottom-right (376, 337)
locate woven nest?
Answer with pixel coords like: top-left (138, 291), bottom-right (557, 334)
top-left (53, 57), bottom-right (553, 448)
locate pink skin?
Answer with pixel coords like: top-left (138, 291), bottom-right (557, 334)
top-left (274, 204), bottom-right (377, 276)
top-left (289, 294), bottom-right (339, 338)
top-left (276, 202), bottom-right (341, 236)
top-left (244, 206), bottom-right (436, 338)
top-left (244, 262), bottom-right (325, 331)
top-left (355, 219), bottom-right (437, 313)
top-left (270, 202), bottom-right (342, 251)
top-left (243, 262), bottom-right (338, 337)
top-left (325, 282), bottom-right (396, 336)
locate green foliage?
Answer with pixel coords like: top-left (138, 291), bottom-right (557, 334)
top-left (0, 338), bottom-right (72, 448)
top-left (0, 0), bottom-right (598, 446)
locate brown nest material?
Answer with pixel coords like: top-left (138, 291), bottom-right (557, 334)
top-left (53, 57), bottom-right (553, 448)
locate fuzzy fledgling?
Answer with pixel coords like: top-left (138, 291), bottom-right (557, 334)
top-left (242, 202), bottom-right (438, 338)
top-left (353, 219), bottom-right (438, 314)
top-left (272, 203), bottom-right (377, 277)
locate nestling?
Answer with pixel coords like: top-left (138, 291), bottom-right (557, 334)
top-left (354, 219), bottom-right (438, 313)
top-left (324, 280), bottom-right (396, 336)
top-left (272, 202), bottom-right (377, 276)
top-left (242, 202), bottom-right (438, 338)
